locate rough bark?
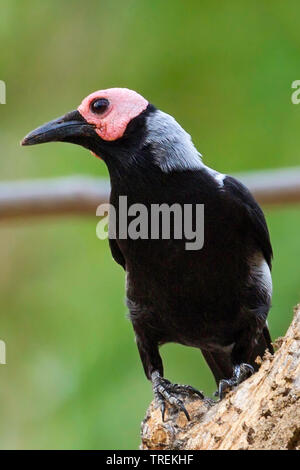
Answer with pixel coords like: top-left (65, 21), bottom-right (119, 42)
top-left (141, 305), bottom-right (300, 450)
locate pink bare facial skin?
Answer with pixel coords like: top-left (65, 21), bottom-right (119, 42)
top-left (77, 88), bottom-right (149, 142)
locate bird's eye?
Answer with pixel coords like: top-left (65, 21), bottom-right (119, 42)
top-left (90, 98), bottom-right (109, 114)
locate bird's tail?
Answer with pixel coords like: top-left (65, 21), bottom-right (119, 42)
top-left (249, 324), bottom-right (274, 371)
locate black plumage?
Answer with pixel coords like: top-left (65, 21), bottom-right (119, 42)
top-left (22, 92), bottom-right (273, 420)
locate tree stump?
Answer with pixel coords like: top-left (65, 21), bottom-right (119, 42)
top-left (141, 305), bottom-right (300, 450)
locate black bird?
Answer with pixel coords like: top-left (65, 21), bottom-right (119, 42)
top-left (22, 88), bottom-right (273, 420)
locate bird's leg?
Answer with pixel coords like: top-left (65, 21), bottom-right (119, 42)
top-left (151, 370), bottom-right (204, 421)
top-left (218, 329), bottom-right (257, 399)
top-left (134, 327), bottom-right (203, 421)
top-left (218, 363), bottom-right (254, 399)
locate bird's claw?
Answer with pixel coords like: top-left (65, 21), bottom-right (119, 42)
top-left (218, 363), bottom-right (254, 399)
top-left (152, 375), bottom-right (204, 422)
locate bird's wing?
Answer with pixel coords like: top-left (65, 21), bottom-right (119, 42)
top-left (223, 175), bottom-right (273, 268)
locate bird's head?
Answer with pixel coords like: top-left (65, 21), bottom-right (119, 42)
top-left (21, 88), bottom-right (149, 159)
top-left (22, 87), bottom-right (202, 173)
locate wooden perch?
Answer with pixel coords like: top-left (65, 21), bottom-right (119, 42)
top-left (140, 305), bottom-right (300, 450)
top-left (0, 166), bottom-right (300, 220)
top-left (0, 176), bottom-right (110, 220)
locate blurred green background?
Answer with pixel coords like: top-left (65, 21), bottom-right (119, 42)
top-left (0, 0), bottom-right (299, 449)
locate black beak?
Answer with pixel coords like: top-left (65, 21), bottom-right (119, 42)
top-left (21, 110), bottom-right (96, 146)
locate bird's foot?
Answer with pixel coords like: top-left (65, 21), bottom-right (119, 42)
top-left (218, 363), bottom-right (254, 399)
top-left (151, 371), bottom-right (204, 421)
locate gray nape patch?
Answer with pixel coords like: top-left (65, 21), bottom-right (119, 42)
top-left (145, 110), bottom-right (226, 187)
top-left (145, 110), bottom-right (204, 173)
